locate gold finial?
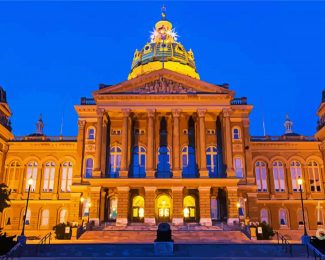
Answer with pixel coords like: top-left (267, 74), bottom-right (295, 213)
top-left (161, 5), bottom-right (166, 20)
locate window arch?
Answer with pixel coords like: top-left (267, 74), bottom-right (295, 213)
top-left (61, 162), bottom-right (73, 192)
top-left (308, 161), bottom-right (321, 192)
top-left (273, 161), bottom-right (285, 192)
top-left (110, 146), bottom-right (121, 177)
top-left (260, 208), bottom-right (269, 224)
top-left (41, 209), bottom-right (50, 226)
top-left (59, 209), bottom-right (68, 224)
top-left (279, 208), bottom-right (288, 226)
top-left (85, 158), bottom-right (93, 178)
top-left (232, 127), bottom-right (241, 140)
top-left (43, 161), bottom-right (55, 192)
top-left (7, 161), bottom-right (21, 192)
top-left (26, 161), bottom-right (38, 192)
top-left (255, 161), bottom-right (268, 192)
top-left (206, 146), bottom-right (217, 176)
top-left (234, 157), bottom-right (244, 178)
top-left (87, 127), bottom-right (95, 140)
top-left (290, 161), bottom-right (302, 192)
top-left (132, 146), bottom-right (146, 177)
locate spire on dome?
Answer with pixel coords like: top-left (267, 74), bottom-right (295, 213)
top-left (284, 114), bottom-right (293, 134)
top-left (161, 5), bottom-right (166, 20)
top-left (36, 114), bottom-right (44, 135)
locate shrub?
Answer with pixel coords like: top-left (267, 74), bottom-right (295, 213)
top-left (53, 222), bottom-right (72, 240)
top-left (257, 222), bottom-right (275, 240)
top-left (0, 229), bottom-right (16, 255)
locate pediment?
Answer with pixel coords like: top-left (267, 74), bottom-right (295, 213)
top-left (94, 69), bottom-right (234, 96)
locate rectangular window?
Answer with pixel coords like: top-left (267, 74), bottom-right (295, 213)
top-left (234, 157), bottom-right (244, 178)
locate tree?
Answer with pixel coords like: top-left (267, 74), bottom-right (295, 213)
top-left (0, 183), bottom-right (11, 213)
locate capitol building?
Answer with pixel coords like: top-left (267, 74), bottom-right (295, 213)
top-left (0, 9), bottom-right (324, 240)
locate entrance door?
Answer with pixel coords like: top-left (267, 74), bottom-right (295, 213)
top-left (131, 195), bottom-right (144, 222)
top-left (156, 194), bottom-right (171, 222)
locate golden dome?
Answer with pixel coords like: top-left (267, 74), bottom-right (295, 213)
top-left (128, 8), bottom-right (200, 80)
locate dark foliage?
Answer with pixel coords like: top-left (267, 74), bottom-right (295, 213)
top-left (0, 229), bottom-right (16, 255)
top-left (0, 183), bottom-right (11, 213)
top-left (256, 222), bottom-right (275, 240)
top-left (53, 222), bottom-right (72, 240)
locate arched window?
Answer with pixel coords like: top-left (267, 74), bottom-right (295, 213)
top-left (109, 197), bottom-right (117, 220)
top-left (297, 208), bottom-right (305, 227)
top-left (43, 162), bottom-right (55, 192)
top-left (183, 195), bottom-right (196, 221)
top-left (41, 209), bottom-right (50, 226)
top-left (181, 146), bottom-right (196, 177)
top-left (273, 161), bottom-right (285, 192)
top-left (234, 157), bottom-right (244, 178)
top-left (255, 161), bottom-right (268, 192)
top-left (26, 161), bottom-right (38, 192)
top-left (238, 197), bottom-right (246, 218)
top-left (82, 199), bottom-right (91, 217)
top-left (59, 209), bottom-right (67, 224)
top-left (132, 146), bottom-right (146, 177)
top-left (87, 127), bottom-right (95, 140)
top-left (23, 208), bottom-right (31, 226)
top-left (290, 161), bottom-right (302, 192)
top-left (85, 158), bottom-right (93, 178)
top-left (279, 208), bottom-right (288, 226)
top-left (157, 146), bottom-right (171, 177)
top-left (260, 209), bottom-right (269, 224)
top-left (308, 161), bottom-right (321, 192)
top-left (132, 195), bottom-right (145, 221)
top-left (110, 146), bottom-right (121, 177)
top-left (7, 161), bottom-right (21, 192)
top-left (232, 127), bottom-right (241, 140)
top-left (61, 162), bottom-right (73, 192)
top-left (206, 146), bottom-right (217, 176)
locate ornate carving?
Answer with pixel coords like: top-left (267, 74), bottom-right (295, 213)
top-left (85, 144), bottom-right (96, 152)
top-left (147, 109), bottom-right (155, 118)
top-left (133, 77), bottom-right (196, 94)
top-left (78, 120), bottom-right (86, 128)
top-left (96, 108), bottom-right (105, 117)
top-left (197, 109), bottom-right (206, 118)
top-left (172, 109), bottom-right (181, 118)
top-left (122, 108), bottom-right (131, 117)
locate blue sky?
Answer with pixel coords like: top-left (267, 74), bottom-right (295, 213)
top-left (0, 1), bottom-right (324, 137)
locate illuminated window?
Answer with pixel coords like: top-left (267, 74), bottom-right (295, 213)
top-left (85, 158), bottom-right (93, 178)
top-left (59, 209), bottom-right (67, 224)
top-left (110, 146), bottom-right (121, 177)
top-left (260, 209), bottom-right (269, 224)
top-left (61, 162), bottom-right (73, 192)
top-left (234, 157), bottom-right (244, 178)
top-left (132, 146), bottom-right (146, 177)
top-left (273, 161), bottom-right (285, 192)
top-left (308, 161), bottom-right (321, 192)
top-left (82, 199), bottom-right (91, 217)
top-left (183, 195), bottom-right (196, 220)
top-left (41, 209), bottom-right (49, 226)
top-left (290, 161), bottom-right (302, 192)
top-left (132, 195), bottom-right (145, 220)
top-left (26, 161), bottom-right (38, 192)
top-left (206, 146), bottom-right (217, 176)
top-left (7, 161), bottom-right (21, 192)
top-left (109, 197), bottom-right (117, 220)
top-left (279, 208), bottom-right (288, 226)
top-left (233, 128), bottom-right (241, 140)
top-left (255, 161), bottom-right (268, 192)
top-left (87, 127), bottom-right (95, 140)
top-left (43, 162), bottom-right (55, 192)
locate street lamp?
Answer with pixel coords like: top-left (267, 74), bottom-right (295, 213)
top-left (79, 197), bottom-right (85, 218)
top-left (21, 178), bottom-right (33, 236)
top-left (298, 177), bottom-right (308, 236)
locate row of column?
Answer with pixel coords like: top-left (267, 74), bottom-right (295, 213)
top-left (88, 108), bottom-right (236, 178)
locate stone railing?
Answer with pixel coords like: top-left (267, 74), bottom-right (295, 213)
top-left (231, 97), bottom-right (247, 105)
top-left (251, 136), bottom-right (315, 142)
top-left (80, 97), bottom-right (96, 105)
top-left (12, 136), bottom-right (76, 141)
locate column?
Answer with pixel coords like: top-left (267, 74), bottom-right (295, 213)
top-left (120, 109), bottom-right (130, 178)
top-left (94, 108), bottom-right (104, 177)
top-left (246, 193), bottom-right (258, 222)
top-left (144, 187), bottom-right (156, 225)
top-left (172, 109), bottom-right (181, 178)
top-left (100, 116), bottom-right (108, 177)
top-left (286, 165), bottom-right (293, 198)
top-left (172, 186), bottom-right (183, 225)
top-left (76, 120), bottom-right (86, 182)
top-left (226, 186), bottom-right (239, 225)
top-left (198, 109), bottom-right (209, 177)
top-left (268, 166), bottom-right (276, 197)
top-left (223, 109), bottom-right (235, 177)
top-left (116, 186), bottom-right (130, 226)
top-left (199, 186), bottom-right (212, 226)
top-left (242, 119), bottom-right (254, 183)
top-left (302, 165), bottom-right (311, 198)
top-left (146, 109), bottom-right (155, 178)
top-left (89, 186), bottom-right (101, 226)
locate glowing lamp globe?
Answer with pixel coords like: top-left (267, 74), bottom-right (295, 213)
top-left (27, 178), bottom-right (33, 186)
top-left (298, 178), bottom-right (303, 186)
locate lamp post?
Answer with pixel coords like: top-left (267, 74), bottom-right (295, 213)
top-left (298, 177), bottom-right (308, 236)
top-left (21, 178), bottom-right (33, 236)
top-left (80, 197), bottom-right (84, 218)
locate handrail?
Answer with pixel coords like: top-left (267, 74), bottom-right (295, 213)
top-left (1, 242), bottom-right (22, 259)
top-left (275, 231), bottom-right (293, 256)
top-left (39, 232), bottom-right (51, 245)
top-left (307, 238), bottom-right (325, 260)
